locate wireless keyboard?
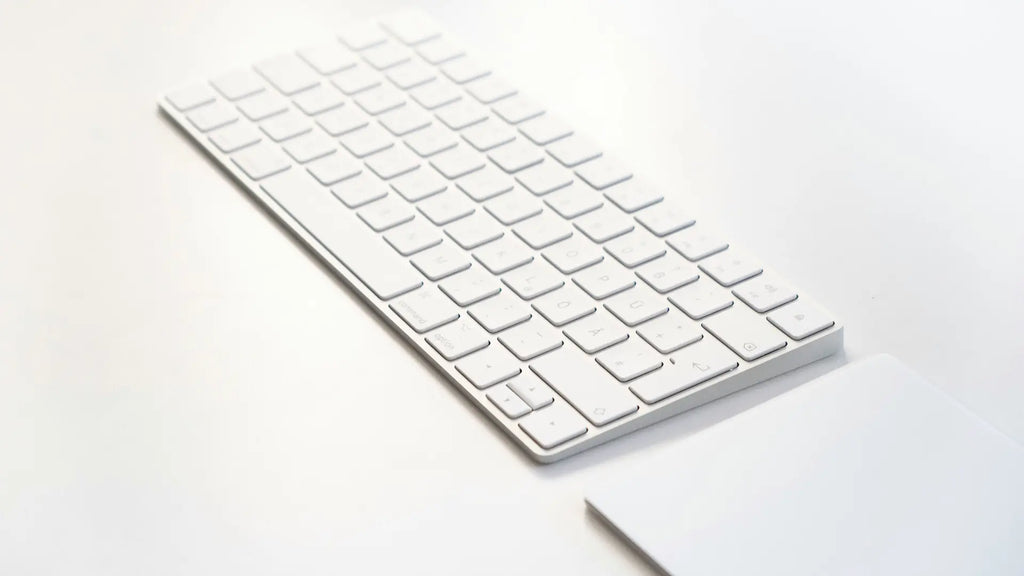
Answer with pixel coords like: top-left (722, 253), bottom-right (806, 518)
top-left (159, 10), bottom-right (843, 463)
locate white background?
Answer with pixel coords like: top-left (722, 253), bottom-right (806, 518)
top-left (1, 0), bottom-right (1022, 573)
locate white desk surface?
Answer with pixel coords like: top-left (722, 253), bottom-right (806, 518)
top-left (1, 0), bottom-right (1022, 573)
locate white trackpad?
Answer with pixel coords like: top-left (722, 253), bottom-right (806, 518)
top-left (586, 355), bottom-right (1024, 576)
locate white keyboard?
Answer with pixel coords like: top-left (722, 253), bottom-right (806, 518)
top-left (159, 10), bottom-right (843, 463)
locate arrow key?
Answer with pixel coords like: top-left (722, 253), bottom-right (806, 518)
top-left (508, 372), bottom-right (555, 410)
top-left (486, 385), bottom-right (531, 419)
top-left (456, 345), bottom-right (522, 389)
top-left (519, 402), bottom-right (588, 449)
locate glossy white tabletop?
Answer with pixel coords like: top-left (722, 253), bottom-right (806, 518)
top-left (2, 0), bottom-right (1022, 573)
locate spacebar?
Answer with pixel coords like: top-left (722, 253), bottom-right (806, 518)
top-left (259, 169), bottom-right (423, 300)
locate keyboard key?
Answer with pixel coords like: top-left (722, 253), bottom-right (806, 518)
top-left (255, 54), bottom-right (320, 95)
top-left (416, 37), bottom-right (465, 65)
top-left (211, 69), bottom-right (265, 101)
top-left (469, 292), bottom-right (533, 333)
top-left (354, 84), bottom-right (406, 115)
top-left (292, 84), bottom-right (345, 115)
top-left (365, 146), bottom-right (421, 179)
top-left (236, 91), bottom-right (288, 121)
top-left (698, 249), bottom-right (763, 287)
top-left (331, 173), bottom-right (388, 208)
top-left (513, 212), bottom-right (573, 249)
top-left (668, 278), bottom-right (734, 320)
top-left (390, 288), bottom-right (461, 333)
top-left (519, 402), bottom-right (588, 449)
top-left (380, 9), bottom-right (441, 46)
top-left (573, 261), bottom-right (636, 299)
top-left (635, 203), bottom-right (695, 237)
top-left (604, 287), bottom-right (670, 327)
top-left (499, 319), bottom-right (564, 361)
top-left (435, 99), bottom-right (489, 130)
top-left (466, 75), bottom-right (517, 104)
top-left (410, 243), bottom-right (472, 280)
top-left (361, 42), bottom-right (412, 71)
top-left (358, 196), bottom-right (415, 231)
top-left (768, 300), bottom-right (835, 341)
top-left (187, 102), bottom-right (238, 132)
top-left (430, 145), bottom-right (486, 179)
top-left (532, 285), bottom-right (596, 327)
top-left (208, 123), bottom-right (261, 153)
top-left (338, 23), bottom-right (388, 51)
top-left (489, 139), bottom-right (545, 173)
top-left (426, 317), bottom-right (490, 361)
top-left (733, 274), bottom-right (798, 313)
top-left (473, 236), bottom-right (534, 274)
top-left (260, 110), bottom-right (311, 142)
top-left (379, 105), bottom-right (432, 138)
top-left (668, 227), bottom-right (728, 261)
top-left (596, 338), bottom-right (664, 382)
top-left (441, 57), bottom-right (490, 84)
top-left (508, 372), bottom-right (555, 410)
top-left (404, 123), bottom-right (459, 157)
top-left (487, 386), bottom-right (531, 419)
top-left (519, 114), bottom-right (573, 145)
top-left (629, 338), bottom-right (739, 404)
top-left (573, 207), bottom-right (634, 242)
top-left (515, 160), bottom-right (574, 196)
top-left (418, 190), bottom-right (476, 225)
top-left (298, 43), bottom-right (358, 75)
top-left (636, 254), bottom-right (699, 294)
top-left (259, 169), bottom-right (422, 300)
top-left (166, 83), bottom-right (216, 111)
top-left (316, 105), bottom-right (369, 136)
top-left (542, 236), bottom-right (604, 274)
top-left (604, 180), bottom-right (663, 213)
top-left (331, 65), bottom-right (381, 95)
top-left (636, 312), bottom-right (704, 354)
top-left (444, 212), bottom-right (504, 249)
top-left (575, 156), bottom-right (632, 190)
top-left (283, 131), bottom-right (336, 163)
top-left (492, 95), bottom-right (544, 124)
top-left (547, 134), bottom-right (602, 167)
top-left (386, 60), bottom-right (437, 90)
top-left (702, 305), bottom-right (787, 362)
top-left (484, 187), bottom-right (543, 225)
top-left (438, 267), bottom-right (501, 307)
top-left (457, 165), bottom-right (514, 201)
top-left (383, 219), bottom-right (443, 256)
top-left (531, 348), bottom-right (639, 426)
top-left (545, 186), bottom-right (603, 219)
top-left (462, 119), bottom-right (517, 151)
top-left (605, 231), bottom-right (667, 268)
top-left (409, 79), bottom-right (463, 109)
top-left (563, 312), bottom-right (630, 354)
top-left (231, 142), bottom-right (290, 180)
top-left (391, 167), bottom-right (448, 202)
top-left (502, 261), bottom-right (565, 300)
top-left (341, 124), bottom-right (394, 158)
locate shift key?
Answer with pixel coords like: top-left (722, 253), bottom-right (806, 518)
top-left (530, 347), bottom-right (638, 426)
